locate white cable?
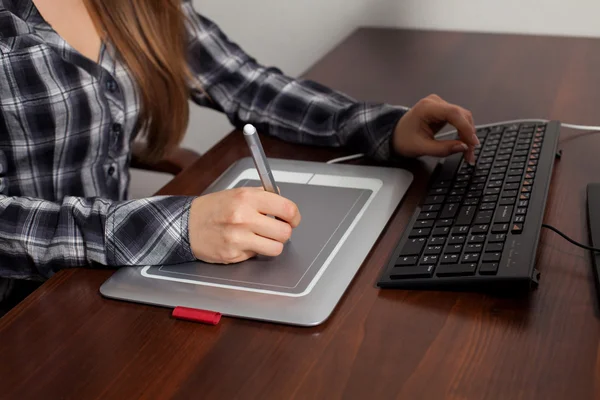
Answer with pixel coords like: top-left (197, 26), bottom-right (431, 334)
top-left (326, 153), bottom-right (364, 164)
top-left (560, 122), bottom-right (600, 131)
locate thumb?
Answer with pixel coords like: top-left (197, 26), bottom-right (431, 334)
top-left (420, 138), bottom-right (468, 158)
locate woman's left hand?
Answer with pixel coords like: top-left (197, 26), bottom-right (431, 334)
top-left (392, 94), bottom-right (479, 165)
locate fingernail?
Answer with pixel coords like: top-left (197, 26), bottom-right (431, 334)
top-left (472, 134), bottom-right (481, 147)
top-left (452, 143), bottom-right (469, 153)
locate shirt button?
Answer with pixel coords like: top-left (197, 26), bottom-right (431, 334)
top-left (112, 123), bottom-right (123, 135)
top-left (0, 150), bottom-right (5, 175)
top-left (107, 165), bottom-right (116, 176)
top-left (105, 79), bottom-right (118, 93)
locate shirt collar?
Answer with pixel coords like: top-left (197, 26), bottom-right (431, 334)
top-left (3, 0), bottom-right (45, 26)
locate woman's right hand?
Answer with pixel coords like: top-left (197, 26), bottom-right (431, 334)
top-left (188, 187), bottom-right (301, 264)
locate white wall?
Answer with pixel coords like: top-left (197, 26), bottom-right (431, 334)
top-left (374, 0), bottom-right (600, 38)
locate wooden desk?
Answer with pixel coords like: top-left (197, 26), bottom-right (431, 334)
top-left (1, 28), bottom-right (600, 399)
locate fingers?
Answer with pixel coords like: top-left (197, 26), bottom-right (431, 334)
top-left (250, 191), bottom-right (301, 228)
top-left (420, 96), bottom-right (478, 147)
top-left (245, 232), bottom-right (285, 257)
top-left (417, 138), bottom-right (469, 159)
top-left (249, 212), bottom-right (293, 243)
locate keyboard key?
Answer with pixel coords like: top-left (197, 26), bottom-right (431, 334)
top-left (491, 224), bottom-right (509, 233)
top-left (424, 245), bottom-right (443, 255)
top-left (428, 237), bottom-right (446, 246)
top-left (436, 219), bottom-right (453, 227)
top-left (521, 186), bottom-right (531, 193)
top-left (523, 179), bottom-right (533, 186)
top-left (432, 226), bottom-right (451, 236)
top-left (514, 215), bottom-right (525, 223)
top-left (514, 150), bottom-right (528, 157)
top-left (508, 169), bottom-right (523, 176)
top-left (525, 172), bottom-right (535, 179)
top-left (469, 183), bottom-right (486, 191)
top-left (465, 243), bottom-right (483, 253)
top-left (471, 225), bottom-right (489, 234)
top-left (516, 207), bottom-right (527, 215)
top-left (448, 235), bottom-right (466, 245)
top-left (447, 195), bottom-right (463, 203)
top-left (482, 195), bottom-right (498, 203)
top-left (396, 256), bottom-right (419, 266)
top-left (445, 244), bottom-right (463, 254)
top-left (479, 263), bottom-right (499, 275)
top-left (499, 197), bottom-right (516, 206)
top-left (461, 253), bottom-right (480, 263)
top-left (485, 242), bottom-right (504, 252)
top-left (390, 265), bottom-right (435, 279)
top-left (436, 263), bottom-right (477, 277)
top-left (490, 174), bottom-right (504, 181)
top-left (468, 235), bottom-right (486, 244)
top-left (512, 156), bottom-right (527, 163)
top-left (418, 211), bottom-right (438, 220)
top-left (480, 202), bottom-right (496, 211)
top-left (483, 252), bottom-right (502, 262)
top-left (449, 188), bottom-right (466, 196)
top-left (400, 238), bottom-right (427, 256)
top-left (454, 181), bottom-right (469, 189)
top-left (518, 200), bottom-right (529, 208)
top-left (487, 180), bottom-right (503, 189)
top-left (457, 205), bottom-right (478, 225)
top-left (430, 187), bottom-right (448, 196)
top-left (484, 188), bottom-right (501, 196)
top-left (414, 220), bottom-right (434, 229)
top-left (464, 198), bottom-right (479, 206)
top-left (491, 167), bottom-right (507, 175)
top-left (506, 176), bottom-right (521, 183)
top-left (422, 204), bottom-right (442, 212)
top-left (526, 166), bottom-right (537, 172)
top-left (424, 195), bottom-right (445, 205)
top-left (432, 180), bottom-right (452, 189)
top-left (466, 191), bottom-right (483, 199)
top-left (472, 176), bottom-right (487, 184)
top-left (410, 228), bottom-right (431, 238)
top-left (475, 210), bottom-right (494, 224)
top-left (494, 206), bottom-right (513, 224)
top-left (420, 255), bottom-right (439, 265)
top-left (441, 254), bottom-right (460, 264)
top-left (494, 160), bottom-right (509, 168)
top-left (501, 190), bottom-right (518, 198)
top-left (512, 223), bottom-right (523, 234)
top-left (440, 203), bottom-right (459, 219)
top-left (451, 226), bottom-right (470, 235)
top-left (511, 162), bottom-right (525, 169)
top-left (504, 183), bottom-right (520, 191)
top-left (489, 234), bottom-right (506, 243)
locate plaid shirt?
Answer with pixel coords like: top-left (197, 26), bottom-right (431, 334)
top-left (0, 0), bottom-right (406, 281)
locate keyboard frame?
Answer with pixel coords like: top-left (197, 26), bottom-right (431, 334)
top-left (377, 120), bottom-right (560, 291)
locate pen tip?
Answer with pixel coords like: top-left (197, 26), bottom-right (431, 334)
top-left (243, 124), bottom-right (257, 136)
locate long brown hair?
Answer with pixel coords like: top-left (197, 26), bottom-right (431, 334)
top-left (84, 0), bottom-right (196, 162)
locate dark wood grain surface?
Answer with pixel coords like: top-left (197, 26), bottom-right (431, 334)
top-left (1, 28), bottom-right (600, 400)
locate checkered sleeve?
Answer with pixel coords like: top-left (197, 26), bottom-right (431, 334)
top-left (0, 195), bottom-right (196, 280)
top-left (182, 2), bottom-right (408, 161)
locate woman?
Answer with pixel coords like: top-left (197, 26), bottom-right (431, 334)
top-left (0, 0), bottom-right (478, 305)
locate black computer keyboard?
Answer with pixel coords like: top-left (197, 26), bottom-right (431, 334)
top-left (377, 120), bottom-right (560, 290)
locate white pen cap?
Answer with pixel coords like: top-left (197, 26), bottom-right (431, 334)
top-left (243, 124), bottom-right (257, 136)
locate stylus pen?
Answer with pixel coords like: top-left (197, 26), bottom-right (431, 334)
top-left (243, 124), bottom-right (279, 195)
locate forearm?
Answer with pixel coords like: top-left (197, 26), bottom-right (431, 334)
top-left (0, 195), bottom-right (196, 279)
